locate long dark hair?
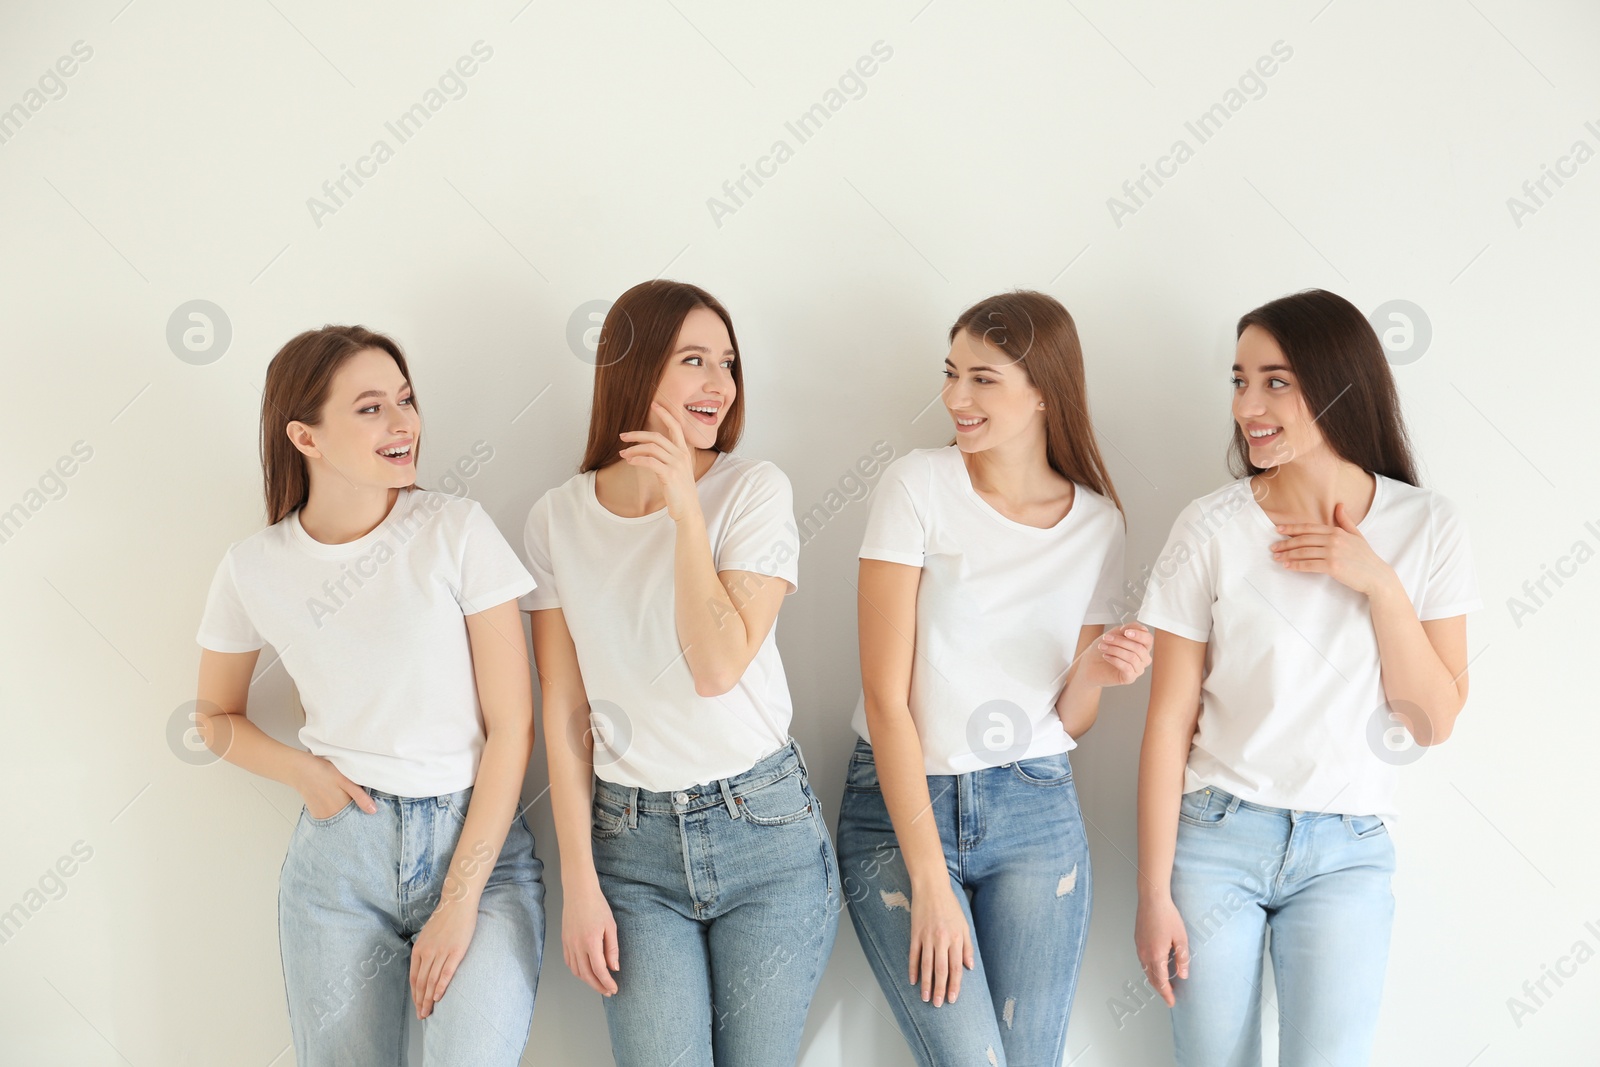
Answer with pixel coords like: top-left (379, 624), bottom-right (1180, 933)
top-left (580, 279), bottom-right (746, 473)
top-left (948, 290), bottom-right (1123, 515)
top-left (1230, 289), bottom-right (1419, 486)
top-left (260, 325), bottom-right (419, 524)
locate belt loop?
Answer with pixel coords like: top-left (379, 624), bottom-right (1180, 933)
top-left (627, 787), bottom-right (640, 829)
top-left (791, 737), bottom-right (810, 779)
top-left (719, 777), bottom-right (740, 820)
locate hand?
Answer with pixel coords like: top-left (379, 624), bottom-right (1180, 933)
top-left (410, 886), bottom-right (480, 1019)
top-left (617, 401), bottom-right (703, 524)
top-left (296, 755), bottom-right (376, 820)
top-left (1135, 894), bottom-right (1189, 1008)
top-left (1081, 624), bottom-right (1154, 688)
top-left (908, 881), bottom-right (974, 1007)
top-left (1270, 502), bottom-right (1399, 599)
top-left (562, 879), bottom-right (621, 996)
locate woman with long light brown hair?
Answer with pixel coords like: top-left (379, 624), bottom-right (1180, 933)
top-left (524, 279), bottom-right (839, 1064)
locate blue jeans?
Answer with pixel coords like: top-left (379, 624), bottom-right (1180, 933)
top-left (590, 739), bottom-right (841, 1066)
top-left (1169, 785), bottom-right (1396, 1067)
top-left (836, 738), bottom-right (1093, 1067)
top-left (278, 785), bottom-right (545, 1066)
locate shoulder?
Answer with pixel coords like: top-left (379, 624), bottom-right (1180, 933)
top-left (1376, 475), bottom-right (1468, 534)
top-left (879, 445), bottom-right (947, 489)
top-left (713, 452), bottom-right (793, 499)
top-left (220, 514), bottom-right (293, 568)
top-left (1173, 478), bottom-right (1255, 530)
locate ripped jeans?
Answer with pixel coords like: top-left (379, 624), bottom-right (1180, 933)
top-left (836, 738), bottom-right (1092, 1067)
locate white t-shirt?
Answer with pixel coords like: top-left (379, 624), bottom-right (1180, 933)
top-left (1136, 474), bottom-right (1482, 822)
top-left (519, 451), bottom-right (800, 793)
top-left (195, 488), bottom-right (536, 797)
top-left (850, 445), bottom-right (1127, 775)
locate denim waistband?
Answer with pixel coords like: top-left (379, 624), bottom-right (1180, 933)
top-left (594, 738), bottom-right (806, 818)
top-left (1196, 784), bottom-right (1356, 821)
top-left (361, 784), bottom-right (472, 804)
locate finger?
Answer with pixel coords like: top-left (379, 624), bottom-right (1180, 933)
top-left (433, 954), bottom-right (459, 1002)
top-left (606, 921), bottom-right (621, 973)
top-left (932, 940), bottom-right (949, 1006)
top-left (588, 937), bottom-right (616, 996)
top-left (907, 940), bottom-right (920, 987)
top-left (345, 782), bottom-right (377, 813)
top-left (1147, 954), bottom-right (1173, 1006)
top-left (421, 953), bottom-right (446, 1017)
top-left (652, 401), bottom-right (688, 446)
top-left (946, 944), bottom-right (963, 1002)
top-left (1175, 935), bottom-right (1190, 980)
top-left (919, 937), bottom-right (935, 1002)
top-left (410, 950), bottom-right (427, 1017)
top-left (1274, 523), bottom-right (1335, 535)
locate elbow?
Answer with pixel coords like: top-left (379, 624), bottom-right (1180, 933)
top-left (693, 668), bottom-right (739, 699)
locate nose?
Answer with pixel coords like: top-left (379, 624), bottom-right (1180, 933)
top-left (1233, 384), bottom-right (1266, 418)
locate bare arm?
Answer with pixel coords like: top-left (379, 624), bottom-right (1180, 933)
top-left (1055, 624), bottom-right (1107, 739)
top-left (195, 648), bottom-right (376, 817)
top-left (857, 557), bottom-right (975, 1007)
top-left (1368, 594), bottom-right (1469, 745)
top-left (1134, 629), bottom-right (1206, 1006)
top-left (673, 504), bottom-right (789, 696)
top-left (528, 605), bottom-right (620, 996)
top-left (409, 598), bottom-right (536, 1019)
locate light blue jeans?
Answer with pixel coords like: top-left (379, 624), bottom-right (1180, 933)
top-left (590, 739), bottom-right (841, 1066)
top-left (837, 738), bottom-right (1093, 1067)
top-left (278, 784), bottom-right (545, 1066)
top-left (1169, 785), bottom-right (1396, 1067)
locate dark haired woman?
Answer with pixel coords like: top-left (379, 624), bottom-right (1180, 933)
top-left (193, 327), bottom-right (545, 1064)
top-left (837, 291), bottom-right (1153, 1065)
top-left (1134, 289), bottom-right (1482, 1066)
top-left (524, 279), bottom-right (839, 1064)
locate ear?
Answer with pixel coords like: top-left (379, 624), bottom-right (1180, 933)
top-left (285, 420), bottom-right (321, 460)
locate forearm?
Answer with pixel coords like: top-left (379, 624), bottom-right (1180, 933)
top-left (1056, 661), bottom-right (1104, 739)
top-left (1369, 583), bottom-right (1463, 742)
top-left (543, 688), bottom-right (602, 890)
top-left (864, 700), bottom-right (949, 893)
top-left (672, 509), bottom-right (750, 692)
top-left (1135, 718), bottom-right (1192, 902)
top-left (440, 725), bottom-right (531, 906)
top-left (199, 710), bottom-right (320, 791)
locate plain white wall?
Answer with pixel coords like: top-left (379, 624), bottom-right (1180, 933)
top-left (2, 0), bottom-right (1596, 1063)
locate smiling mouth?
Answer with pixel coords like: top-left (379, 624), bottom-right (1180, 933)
top-left (377, 444), bottom-right (413, 462)
top-left (685, 403), bottom-right (720, 426)
top-left (953, 415), bottom-right (986, 432)
top-left (1246, 426), bottom-right (1282, 443)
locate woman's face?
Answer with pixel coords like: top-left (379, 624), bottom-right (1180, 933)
top-left (291, 347), bottom-right (420, 488)
top-left (941, 329), bottom-right (1045, 453)
top-left (1231, 324), bottom-right (1321, 469)
top-left (651, 305), bottom-right (737, 449)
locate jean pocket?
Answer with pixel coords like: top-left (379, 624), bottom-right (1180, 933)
top-left (1011, 753), bottom-right (1073, 785)
top-left (592, 800), bottom-right (627, 839)
top-left (1177, 788), bottom-right (1233, 828)
top-left (736, 771), bottom-right (814, 826)
top-left (844, 744), bottom-right (881, 794)
top-left (304, 799), bottom-right (356, 826)
top-left (1344, 813), bottom-right (1389, 840)
top-left (443, 786), bottom-right (473, 823)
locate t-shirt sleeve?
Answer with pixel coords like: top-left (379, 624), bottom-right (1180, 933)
top-left (453, 500), bottom-right (537, 615)
top-left (1082, 509), bottom-right (1127, 626)
top-left (1418, 493), bottom-right (1482, 620)
top-left (195, 549), bottom-right (265, 653)
top-left (1136, 501), bottom-right (1215, 642)
top-left (717, 461), bottom-right (800, 594)
top-left (858, 452), bottom-right (928, 568)
top-left (518, 493), bottom-right (559, 612)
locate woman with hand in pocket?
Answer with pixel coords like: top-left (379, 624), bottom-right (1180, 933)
top-left (524, 279), bottom-right (839, 1065)
top-left (838, 290), bottom-right (1152, 1066)
top-left (194, 325), bottom-right (544, 1065)
top-left (1134, 289), bottom-right (1483, 1066)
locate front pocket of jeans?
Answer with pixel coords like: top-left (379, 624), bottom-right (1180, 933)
top-left (1176, 789), bottom-right (1230, 827)
top-left (592, 804), bottom-right (626, 839)
top-left (1011, 755), bottom-right (1072, 785)
top-left (1345, 814), bottom-right (1388, 840)
top-left (305, 799), bottom-right (356, 826)
top-left (736, 773), bottom-right (813, 826)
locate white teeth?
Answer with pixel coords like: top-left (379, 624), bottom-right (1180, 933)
top-left (687, 405), bottom-right (717, 415)
top-left (955, 417), bottom-right (985, 426)
top-left (1248, 428), bottom-right (1279, 438)
top-left (379, 445), bottom-right (411, 456)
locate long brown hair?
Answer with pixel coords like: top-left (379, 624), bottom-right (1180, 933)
top-left (579, 279), bottom-right (745, 473)
top-left (260, 325), bottom-right (420, 524)
top-left (948, 290), bottom-right (1124, 515)
top-left (1230, 289), bottom-right (1418, 486)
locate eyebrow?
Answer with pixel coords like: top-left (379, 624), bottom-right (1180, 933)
top-left (1230, 364), bottom-right (1293, 373)
top-left (944, 357), bottom-right (1005, 374)
top-left (675, 344), bottom-right (736, 356)
top-left (352, 386), bottom-right (410, 401)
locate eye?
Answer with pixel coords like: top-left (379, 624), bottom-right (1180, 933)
top-left (720, 358), bottom-right (735, 370)
top-left (1229, 375), bottom-right (1244, 388)
top-left (974, 376), bottom-right (994, 385)
top-left (1268, 377), bottom-right (1289, 389)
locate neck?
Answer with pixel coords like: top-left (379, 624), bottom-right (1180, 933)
top-left (298, 475), bottom-right (401, 544)
top-left (601, 448), bottom-right (717, 514)
top-left (961, 432), bottom-right (1055, 501)
top-left (1252, 451), bottom-right (1373, 524)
